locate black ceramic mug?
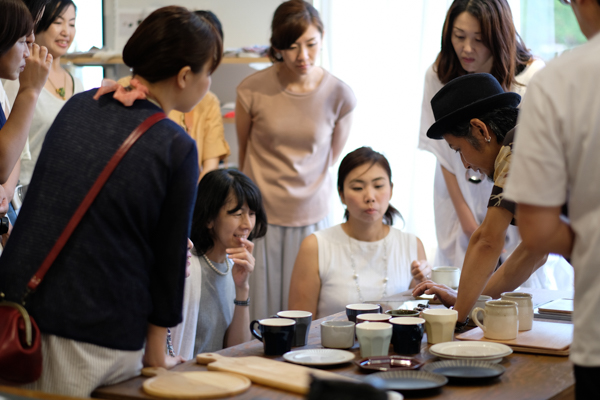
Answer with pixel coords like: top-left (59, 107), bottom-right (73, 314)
top-left (390, 317), bottom-right (425, 355)
top-left (276, 310), bottom-right (312, 347)
top-left (346, 303), bottom-right (382, 323)
top-left (250, 318), bottom-right (296, 356)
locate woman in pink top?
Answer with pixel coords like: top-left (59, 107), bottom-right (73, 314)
top-left (236, 0), bottom-right (356, 319)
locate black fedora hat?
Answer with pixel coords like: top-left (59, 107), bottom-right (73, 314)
top-left (426, 73), bottom-right (521, 140)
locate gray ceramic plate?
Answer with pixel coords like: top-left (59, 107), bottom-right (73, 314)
top-left (365, 370), bottom-right (448, 392)
top-left (422, 360), bottom-right (505, 381)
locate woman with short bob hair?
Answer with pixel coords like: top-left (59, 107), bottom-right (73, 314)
top-left (173, 169), bottom-right (267, 356)
top-left (0, 6), bottom-right (221, 397)
top-left (236, 0), bottom-right (356, 320)
top-left (418, 0), bottom-right (556, 286)
top-left (289, 147), bottom-right (432, 319)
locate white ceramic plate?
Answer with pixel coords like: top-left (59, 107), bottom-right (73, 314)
top-left (429, 341), bottom-right (512, 363)
top-left (283, 349), bottom-right (355, 366)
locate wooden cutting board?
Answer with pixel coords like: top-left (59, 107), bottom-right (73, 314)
top-left (456, 320), bottom-right (572, 356)
top-left (196, 353), bottom-right (355, 394)
top-left (141, 367), bottom-right (251, 399)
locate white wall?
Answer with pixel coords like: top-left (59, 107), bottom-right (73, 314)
top-left (103, 0), bottom-right (282, 51)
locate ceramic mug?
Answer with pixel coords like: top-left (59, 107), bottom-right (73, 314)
top-left (472, 300), bottom-right (518, 340)
top-left (501, 292), bottom-right (533, 331)
top-left (346, 303), bottom-right (382, 323)
top-left (276, 310), bottom-right (312, 347)
top-left (431, 266), bottom-right (461, 289)
top-left (422, 309), bottom-right (458, 344)
top-left (356, 313), bottom-right (391, 324)
top-left (355, 322), bottom-right (392, 358)
top-left (321, 320), bottom-right (355, 349)
top-left (467, 295), bottom-right (493, 327)
top-left (250, 318), bottom-right (296, 356)
top-left (385, 309), bottom-right (421, 318)
top-left (390, 317), bottom-right (425, 355)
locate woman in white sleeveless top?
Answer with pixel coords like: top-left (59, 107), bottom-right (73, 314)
top-left (289, 147), bottom-right (433, 319)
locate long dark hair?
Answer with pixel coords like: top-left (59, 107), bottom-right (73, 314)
top-left (337, 147), bottom-right (401, 226)
top-left (268, 0), bottom-right (324, 62)
top-left (191, 169), bottom-right (267, 255)
top-left (435, 0), bottom-right (532, 90)
top-left (0, 0), bottom-right (34, 56)
top-left (21, 0), bottom-right (49, 28)
top-left (35, 0), bottom-right (76, 34)
top-left (123, 6), bottom-right (223, 83)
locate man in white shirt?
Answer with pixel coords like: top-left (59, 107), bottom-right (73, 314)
top-left (503, 0), bottom-right (600, 396)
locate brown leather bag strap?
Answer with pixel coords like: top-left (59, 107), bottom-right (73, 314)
top-left (27, 112), bottom-right (167, 292)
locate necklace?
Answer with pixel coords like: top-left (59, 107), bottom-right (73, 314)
top-left (202, 253), bottom-right (231, 276)
top-left (348, 233), bottom-right (389, 303)
top-left (48, 70), bottom-right (67, 100)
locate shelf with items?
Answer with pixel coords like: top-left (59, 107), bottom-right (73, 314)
top-left (62, 56), bottom-right (270, 67)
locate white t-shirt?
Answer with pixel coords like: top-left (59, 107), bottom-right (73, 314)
top-left (314, 225), bottom-right (418, 319)
top-left (4, 77), bottom-right (84, 185)
top-left (0, 81), bottom-right (30, 160)
top-left (417, 60), bottom-right (571, 290)
top-left (504, 33), bottom-right (600, 367)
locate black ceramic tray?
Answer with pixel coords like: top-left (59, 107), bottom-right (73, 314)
top-left (364, 370), bottom-right (448, 392)
top-left (422, 360), bottom-right (505, 381)
top-left (356, 356), bottom-right (423, 372)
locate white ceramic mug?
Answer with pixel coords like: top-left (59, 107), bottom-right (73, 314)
top-left (422, 309), bottom-right (458, 344)
top-left (355, 322), bottom-right (392, 358)
top-left (468, 295), bottom-right (493, 327)
top-left (501, 292), bottom-right (533, 331)
top-left (431, 266), bottom-right (461, 289)
top-left (321, 320), bottom-right (355, 349)
top-left (356, 313), bottom-right (391, 324)
top-left (472, 300), bottom-right (518, 340)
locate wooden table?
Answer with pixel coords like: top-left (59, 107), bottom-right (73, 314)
top-left (93, 288), bottom-right (574, 400)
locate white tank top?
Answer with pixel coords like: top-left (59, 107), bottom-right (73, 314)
top-left (314, 225), bottom-right (418, 319)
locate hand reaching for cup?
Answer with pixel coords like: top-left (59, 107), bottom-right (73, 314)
top-left (411, 259), bottom-right (433, 283)
top-left (412, 280), bottom-right (458, 309)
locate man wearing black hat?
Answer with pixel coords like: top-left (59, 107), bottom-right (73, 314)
top-left (504, 0), bottom-right (600, 396)
top-left (412, 72), bottom-right (549, 327)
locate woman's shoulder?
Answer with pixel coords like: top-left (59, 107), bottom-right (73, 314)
top-left (388, 227), bottom-right (417, 242)
top-left (321, 69), bottom-right (356, 102)
top-left (514, 58), bottom-right (546, 87)
top-left (237, 65), bottom-right (277, 91)
top-left (424, 63), bottom-right (444, 90)
top-left (313, 224), bottom-right (347, 242)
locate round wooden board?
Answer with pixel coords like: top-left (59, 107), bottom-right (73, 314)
top-left (142, 371), bottom-right (251, 399)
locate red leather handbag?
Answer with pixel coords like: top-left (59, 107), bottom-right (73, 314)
top-left (0, 112), bottom-right (166, 385)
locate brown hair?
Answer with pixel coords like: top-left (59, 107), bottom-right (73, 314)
top-left (337, 147), bottom-right (401, 226)
top-left (123, 6), bottom-right (222, 83)
top-left (435, 0), bottom-right (532, 90)
top-left (35, 0), bottom-right (76, 34)
top-left (268, 0), bottom-right (323, 62)
top-left (0, 0), bottom-right (34, 56)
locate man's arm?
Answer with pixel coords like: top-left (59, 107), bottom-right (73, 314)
top-left (516, 204), bottom-right (573, 258)
top-left (453, 206), bottom-right (512, 322)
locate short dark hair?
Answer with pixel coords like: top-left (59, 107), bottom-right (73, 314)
top-left (191, 169), bottom-right (267, 256)
top-left (268, 0), bottom-right (324, 62)
top-left (436, 0), bottom-right (532, 90)
top-left (123, 6), bottom-right (222, 83)
top-left (448, 106), bottom-right (519, 147)
top-left (21, 0), bottom-right (50, 27)
top-left (35, 0), bottom-right (76, 34)
top-left (0, 0), bottom-right (34, 56)
top-left (195, 10), bottom-right (223, 41)
top-left (337, 147), bottom-right (402, 226)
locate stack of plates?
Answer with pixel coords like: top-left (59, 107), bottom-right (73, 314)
top-left (429, 341), bottom-right (512, 363)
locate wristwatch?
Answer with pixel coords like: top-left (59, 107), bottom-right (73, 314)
top-left (234, 297), bottom-right (250, 306)
top-left (455, 317), bottom-right (470, 332)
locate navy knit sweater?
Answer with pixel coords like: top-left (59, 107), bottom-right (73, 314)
top-left (0, 90), bottom-right (198, 351)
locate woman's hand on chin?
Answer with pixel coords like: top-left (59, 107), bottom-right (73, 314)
top-left (412, 280), bottom-right (458, 309)
top-left (227, 237), bottom-right (255, 289)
